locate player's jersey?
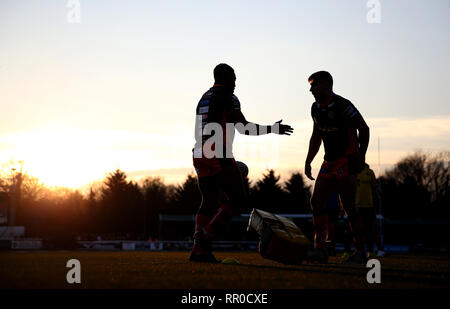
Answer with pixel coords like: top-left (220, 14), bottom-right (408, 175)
top-left (311, 94), bottom-right (360, 162)
top-left (355, 166), bottom-right (376, 208)
top-left (193, 86), bottom-right (241, 176)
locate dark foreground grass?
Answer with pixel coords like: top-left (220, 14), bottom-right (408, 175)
top-left (0, 251), bottom-right (449, 289)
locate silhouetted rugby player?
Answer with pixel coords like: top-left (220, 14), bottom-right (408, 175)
top-left (304, 71), bottom-right (370, 264)
top-left (191, 63), bottom-right (293, 263)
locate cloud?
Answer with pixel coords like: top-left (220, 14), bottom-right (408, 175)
top-left (368, 115), bottom-right (450, 140)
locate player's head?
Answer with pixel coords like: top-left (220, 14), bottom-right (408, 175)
top-left (308, 71), bottom-right (333, 102)
top-left (214, 63), bottom-right (236, 91)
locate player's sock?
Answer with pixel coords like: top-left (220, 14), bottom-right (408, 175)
top-left (195, 214), bottom-right (211, 234)
top-left (375, 234), bottom-right (384, 251)
top-left (192, 214), bottom-right (211, 254)
top-left (202, 203), bottom-right (235, 240)
top-left (343, 229), bottom-right (353, 252)
top-left (350, 215), bottom-right (366, 255)
top-left (313, 214), bottom-right (328, 250)
top-left (326, 240), bottom-right (336, 256)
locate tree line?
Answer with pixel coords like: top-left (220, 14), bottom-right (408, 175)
top-left (0, 151), bottom-right (448, 242)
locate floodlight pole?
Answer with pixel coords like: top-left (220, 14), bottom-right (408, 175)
top-left (377, 137), bottom-right (383, 248)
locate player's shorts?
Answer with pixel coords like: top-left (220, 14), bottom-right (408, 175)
top-left (318, 157), bottom-right (350, 179)
top-left (318, 154), bottom-right (363, 179)
top-left (196, 160), bottom-right (246, 217)
top-left (193, 156), bottom-right (236, 178)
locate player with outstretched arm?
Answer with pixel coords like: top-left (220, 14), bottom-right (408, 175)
top-left (190, 63), bottom-right (293, 263)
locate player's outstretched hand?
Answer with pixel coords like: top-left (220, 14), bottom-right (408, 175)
top-left (273, 119), bottom-right (293, 135)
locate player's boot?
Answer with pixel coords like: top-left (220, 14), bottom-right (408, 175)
top-left (189, 230), bottom-right (221, 263)
top-left (189, 250), bottom-right (220, 263)
top-left (342, 250), bottom-right (368, 264)
top-left (306, 248), bottom-right (329, 264)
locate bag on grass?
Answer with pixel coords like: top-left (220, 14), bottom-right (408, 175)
top-left (247, 208), bottom-right (310, 265)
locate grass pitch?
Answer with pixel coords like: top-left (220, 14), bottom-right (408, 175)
top-left (0, 251), bottom-right (449, 289)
